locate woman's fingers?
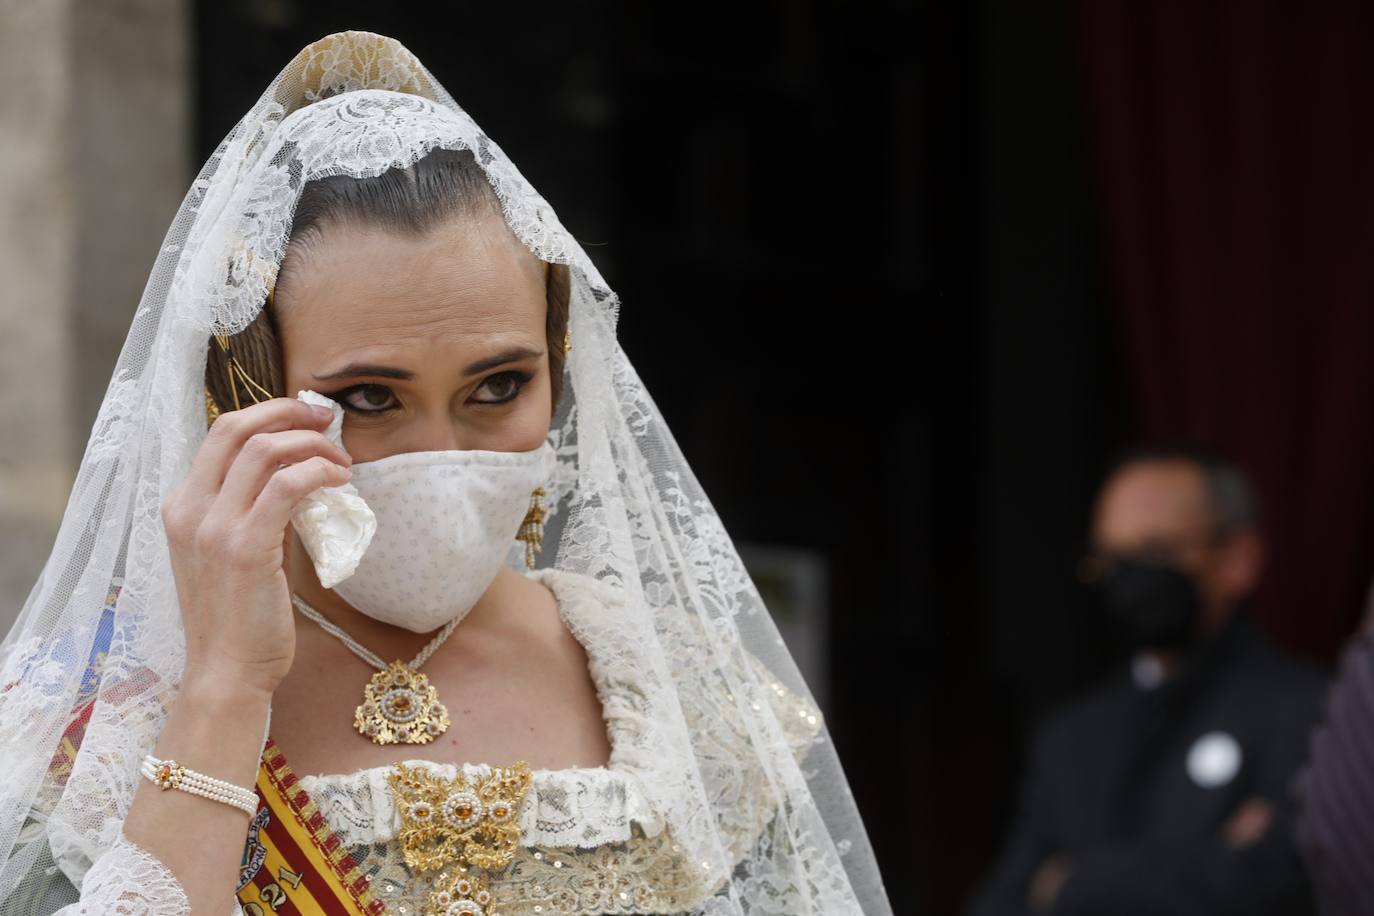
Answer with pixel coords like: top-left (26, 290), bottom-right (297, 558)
top-left (217, 428), bottom-right (352, 511)
top-left (181, 398), bottom-right (335, 502)
top-left (247, 455), bottom-right (353, 534)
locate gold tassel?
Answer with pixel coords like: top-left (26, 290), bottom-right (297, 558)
top-left (515, 487), bottom-right (546, 569)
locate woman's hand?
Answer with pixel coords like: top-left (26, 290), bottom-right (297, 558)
top-left (162, 397), bottom-right (352, 699)
top-left (123, 398), bottom-right (346, 911)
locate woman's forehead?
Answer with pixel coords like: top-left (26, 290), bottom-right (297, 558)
top-left (276, 215), bottom-right (547, 345)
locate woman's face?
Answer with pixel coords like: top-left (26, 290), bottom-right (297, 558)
top-left (276, 209), bottom-right (552, 463)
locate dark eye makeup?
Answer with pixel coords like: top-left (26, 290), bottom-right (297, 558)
top-left (325, 370), bottom-right (533, 415)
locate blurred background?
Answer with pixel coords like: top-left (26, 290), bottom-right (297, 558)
top-left (3, 1), bottom-right (1374, 913)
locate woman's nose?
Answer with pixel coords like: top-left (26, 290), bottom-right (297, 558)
top-left (409, 412), bottom-right (465, 452)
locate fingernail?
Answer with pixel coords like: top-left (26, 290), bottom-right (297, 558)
top-left (311, 405), bottom-right (333, 419)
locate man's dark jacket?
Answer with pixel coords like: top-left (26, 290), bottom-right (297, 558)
top-left (971, 615), bottom-right (1327, 916)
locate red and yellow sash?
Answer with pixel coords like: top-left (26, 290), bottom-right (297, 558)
top-left (236, 739), bottom-right (385, 916)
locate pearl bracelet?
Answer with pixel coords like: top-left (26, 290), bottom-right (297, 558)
top-left (140, 755), bottom-right (257, 817)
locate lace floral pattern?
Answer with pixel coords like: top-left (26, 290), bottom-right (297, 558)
top-left (50, 834), bottom-right (190, 916)
top-left (170, 35), bottom-right (601, 339)
top-left (302, 763), bottom-right (655, 851)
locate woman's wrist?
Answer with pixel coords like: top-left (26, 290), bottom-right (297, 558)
top-left (124, 664), bottom-right (274, 913)
top-left (179, 661), bottom-right (279, 710)
top-left (163, 668), bottom-right (273, 787)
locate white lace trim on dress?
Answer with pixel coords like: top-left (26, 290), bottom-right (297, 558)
top-left (299, 762), bottom-right (657, 849)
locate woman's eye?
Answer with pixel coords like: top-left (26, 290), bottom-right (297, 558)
top-left (339, 384), bottom-right (397, 413)
top-left (471, 371), bottom-right (531, 405)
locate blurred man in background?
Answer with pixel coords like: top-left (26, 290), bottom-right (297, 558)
top-left (971, 446), bottom-right (1326, 916)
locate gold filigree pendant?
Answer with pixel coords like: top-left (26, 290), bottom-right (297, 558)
top-left (355, 660), bottom-right (450, 744)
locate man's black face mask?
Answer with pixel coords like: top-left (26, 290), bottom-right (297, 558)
top-left (1098, 556), bottom-right (1203, 651)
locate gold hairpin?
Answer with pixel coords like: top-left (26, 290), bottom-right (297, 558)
top-left (206, 289), bottom-right (277, 424)
top-left (563, 327), bottom-right (571, 355)
top-left (213, 335), bottom-right (273, 410)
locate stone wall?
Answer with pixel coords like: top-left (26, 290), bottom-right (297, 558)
top-left (0, 0), bottom-right (187, 635)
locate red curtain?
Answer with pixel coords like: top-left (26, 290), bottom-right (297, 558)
top-left (1071, 0), bottom-right (1374, 660)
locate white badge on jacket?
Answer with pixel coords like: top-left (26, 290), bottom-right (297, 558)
top-left (1187, 731), bottom-right (1243, 788)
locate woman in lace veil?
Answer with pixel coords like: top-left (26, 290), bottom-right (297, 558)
top-left (0, 31), bottom-right (891, 915)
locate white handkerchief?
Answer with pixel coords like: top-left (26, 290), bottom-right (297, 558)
top-left (289, 390), bottom-right (376, 588)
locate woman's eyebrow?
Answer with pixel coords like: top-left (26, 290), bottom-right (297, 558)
top-left (313, 348), bottom-right (544, 382)
top-left (463, 347), bottom-right (544, 375)
top-left (312, 363), bottom-right (414, 381)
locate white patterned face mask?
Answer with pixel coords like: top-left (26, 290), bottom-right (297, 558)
top-left (329, 441), bottom-right (556, 632)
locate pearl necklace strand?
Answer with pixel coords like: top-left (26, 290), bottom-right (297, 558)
top-left (290, 594), bottom-right (460, 671)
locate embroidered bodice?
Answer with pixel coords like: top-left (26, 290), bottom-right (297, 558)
top-left (292, 761), bottom-right (703, 915)
top-left (52, 568), bottom-right (822, 915)
top-left (301, 762), bottom-right (658, 852)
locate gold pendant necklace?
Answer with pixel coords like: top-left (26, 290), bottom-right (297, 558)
top-left (291, 595), bottom-right (459, 745)
top-left (355, 660), bottom-right (451, 744)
